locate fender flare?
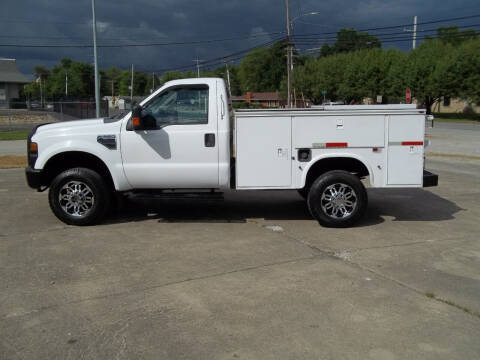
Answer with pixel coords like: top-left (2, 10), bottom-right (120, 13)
top-left (36, 140), bottom-right (125, 190)
top-left (300, 152), bottom-right (374, 188)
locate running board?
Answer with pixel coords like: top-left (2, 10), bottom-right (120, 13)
top-left (128, 191), bottom-right (224, 201)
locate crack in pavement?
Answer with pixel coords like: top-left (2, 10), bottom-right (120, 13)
top-left (272, 225), bottom-right (480, 321)
top-left (351, 236), bottom-right (472, 252)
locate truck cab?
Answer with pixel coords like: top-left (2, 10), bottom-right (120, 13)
top-left (120, 78), bottom-right (231, 189)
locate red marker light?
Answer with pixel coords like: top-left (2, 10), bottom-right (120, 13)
top-left (326, 142), bottom-right (348, 148)
top-left (402, 141), bottom-right (423, 146)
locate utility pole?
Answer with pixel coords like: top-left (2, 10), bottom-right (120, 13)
top-left (404, 16), bottom-right (418, 50)
top-left (285, 0), bottom-right (291, 108)
top-left (152, 72), bottom-right (155, 93)
top-left (65, 71), bottom-right (68, 97)
top-left (193, 59), bottom-right (202, 77)
top-left (224, 61), bottom-right (232, 97)
top-left (39, 74), bottom-right (43, 109)
top-left (413, 15), bottom-right (417, 49)
top-left (130, 64), bottom-right (134, 104)
top-left (91, 0), bottom-right (100, 118)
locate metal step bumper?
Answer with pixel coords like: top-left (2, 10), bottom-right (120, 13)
top-left (423, 170), bottom-right (439, 187)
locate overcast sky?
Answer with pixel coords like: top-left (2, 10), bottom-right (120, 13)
top-left (1, 0), bottom-right (479, 77)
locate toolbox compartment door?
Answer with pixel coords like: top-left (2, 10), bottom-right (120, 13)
top-left (236, 116), bottom-right (292, 188)
top-left (387, 115), bottom-right (424, 185)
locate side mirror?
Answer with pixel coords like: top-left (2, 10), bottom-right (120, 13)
top-left (131, 105), bottom-right (144, 130)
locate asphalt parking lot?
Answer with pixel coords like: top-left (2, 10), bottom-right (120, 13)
top-left (1, 123), bottom-right (480, 359)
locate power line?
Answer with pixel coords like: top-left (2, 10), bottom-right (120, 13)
top-left (294, 32), bottom-right (479, 48)
top-left (292, 14), bottom-right (480, 37)
top-left (291, 24), bottom-right (480, 42)
top-left (294, 30), bottom-right (479, 44)
top-left (140, 37), bottom-right (284, 73)
top-left (291, 26), bottom-right (480, 45)
top-left (0, 18), bottom-right (87, 25)
top-left (0, 31), bottom-right (284, 44)
top-left (0, 32), bottom-right (285, 48)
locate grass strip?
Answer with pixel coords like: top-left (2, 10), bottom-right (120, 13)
top-left (0, 130), bottom-right (29, 141)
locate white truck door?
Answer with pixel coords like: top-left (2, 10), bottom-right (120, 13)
top-left (236, 115), bottom-right (292, 188)
top-left (120, 84), bottom-right (219, 189)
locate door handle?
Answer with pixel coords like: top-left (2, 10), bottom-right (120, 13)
top-left (204, 133), bottom-right (215, 147)
top-left (220, 95), bottom-right (225, 120)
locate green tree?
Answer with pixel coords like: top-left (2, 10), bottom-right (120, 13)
top-left (34, 66), bottom-right (49, 80)
top-left (23, 82), bottom-right (40, 101)
top-left (293, 52), bottom-right (348, 104)
top-left (437, 26), bottom-right (477, 45)
top-left (144, 73), bottom-right (161, 95)
top-left (451, 38), bottom-right (480, 104)
top-left (238, 40), bottom-right (288, 92)
top-left (406, 39), bottom-right (457, 114)
top-left (103, 67), bottom-right (123, 97)
top-left (118, 70), bottom-right (132, 96)
top-left (333, 28), bottom-right (381, 54)
top-left (319, 43), bottom-right (334, 57)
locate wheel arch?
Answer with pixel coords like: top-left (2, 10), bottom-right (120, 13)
top-left (301, 154), bottom-right (373, 190)
top-left (42, 151), bottom-right (116, 190)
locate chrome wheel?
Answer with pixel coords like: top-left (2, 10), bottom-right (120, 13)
top-left (59, 181), bottom-right (95, 217)
top-left (320, 183), bottom-right (357, 219)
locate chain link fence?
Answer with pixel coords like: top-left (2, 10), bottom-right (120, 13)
top-left (1, 100), bottom-right (111, 131)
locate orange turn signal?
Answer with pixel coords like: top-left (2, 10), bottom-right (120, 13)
top-left (132, 117), bottom-right (140, 128)
top-left (29, 142), bottom-right (38, 153)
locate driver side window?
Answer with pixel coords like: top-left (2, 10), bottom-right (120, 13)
top-left (142, 86), bottom-right (209, 128)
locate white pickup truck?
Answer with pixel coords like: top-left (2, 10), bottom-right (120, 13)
top-left (26, 77), bottom-right (438, 227)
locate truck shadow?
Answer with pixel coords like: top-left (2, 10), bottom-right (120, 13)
top-left (108, 188), bottom-right (463, 227)
top-left (359, 188), bottom-right (464, 226)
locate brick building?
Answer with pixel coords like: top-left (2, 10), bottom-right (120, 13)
top-left (232, 92), bottom-right (281, 108)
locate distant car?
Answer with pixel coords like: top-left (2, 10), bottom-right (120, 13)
top-left (29, 101), bottom-right (41, 109)
top-left (311, 101), bottom-right (345, 109)
top-left (324, 101), bottom-right (345, 106)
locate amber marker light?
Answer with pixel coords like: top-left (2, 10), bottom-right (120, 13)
top-left (132, 117), bottom-right (140, 128)
top-left (29, 142), bottom-right (38, 153)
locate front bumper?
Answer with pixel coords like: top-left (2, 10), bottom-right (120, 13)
top-left (25, 167), bottom-right (44, 190)
top-left (423, 170), bottom-right (438, 187)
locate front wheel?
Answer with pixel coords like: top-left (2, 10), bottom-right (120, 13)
top-left (48, 167), bottom-right (111, 225)
top-left (307, 170), bottom-right (367, 228)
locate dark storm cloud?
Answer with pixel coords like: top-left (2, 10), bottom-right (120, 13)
top-left (1, 0), bottom-right (479, 76)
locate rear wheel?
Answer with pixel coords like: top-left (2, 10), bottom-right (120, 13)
top-left (49, 167), bottom-right (111, 225)
top-left (307, 170), bottom-right (367, 228)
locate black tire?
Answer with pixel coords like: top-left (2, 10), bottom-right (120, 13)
top-left (48, 167), bottom-right (111, 226)
top-left (307, 170), bottom-right (367, 228)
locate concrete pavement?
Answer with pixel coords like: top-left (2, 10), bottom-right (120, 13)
top-left (0, 140), bottom-right (26, 156)
top-left (1, 153), bottom-right (479, 359)
top-left (426, 121), bottom-right (480, 157)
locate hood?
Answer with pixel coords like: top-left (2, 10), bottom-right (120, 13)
top-left (35, 118), bottom-right (107, 134)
